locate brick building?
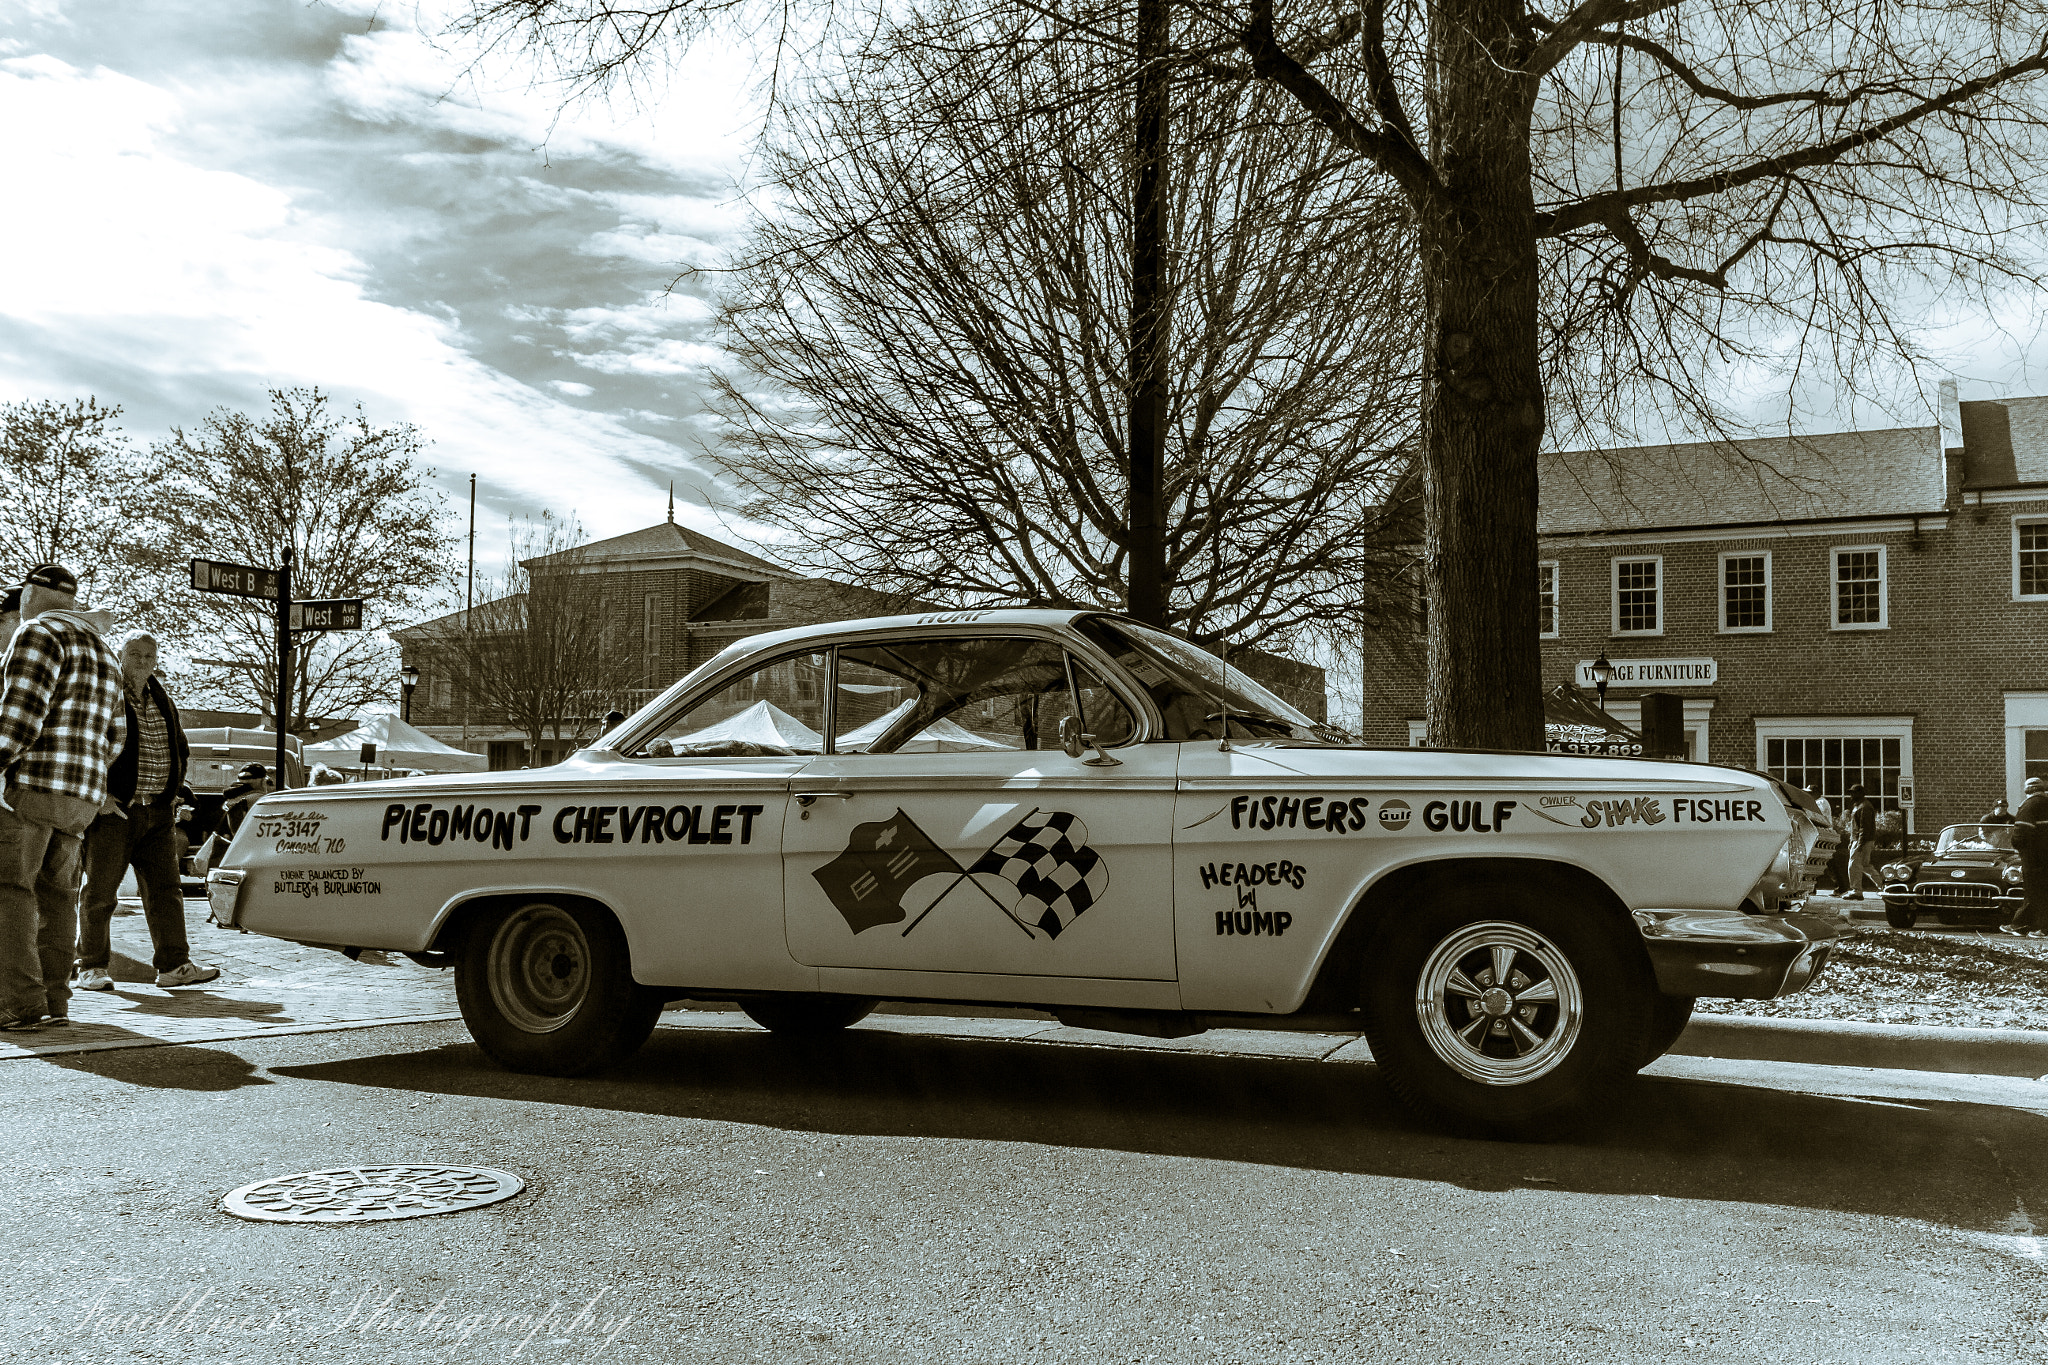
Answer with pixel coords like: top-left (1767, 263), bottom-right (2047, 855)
top-left (1362, 381), bottom-right (2048, 832)
top-left (400, 513), bottom-right (1328, 769)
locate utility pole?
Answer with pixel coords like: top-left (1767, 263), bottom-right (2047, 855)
top-left (1127, 0), bottom-right (1170, 627)
top-left (464, 472), bottom-right (475, 747)
top-left (274, 544), bottom-right (292, 789)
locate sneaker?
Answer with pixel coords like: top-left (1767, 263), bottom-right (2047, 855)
top-left (155, 962), bottom-right (220, 988)
top-left (41, 1014), bottom-right (68, 1027)
top-left (0, 1014), bottom-right (44, 1031)
top-left (2001, 924), bottom-right (2026, 936)
top-left (75, 967), bottom-right (113, 992)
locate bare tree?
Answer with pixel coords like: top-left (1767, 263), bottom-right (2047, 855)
top-left (147, 388), bottom-right (452, 729)
top-left (0, 397), bottom-right (161, 619)
top-left (709, 13), bottom-right (1420, 653)
top-left (427, 514), bottom-right (650, 758)
top-left (459, 0), bottom-right (2048, 746)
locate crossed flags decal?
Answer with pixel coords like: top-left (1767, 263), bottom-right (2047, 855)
top-left (811, 808), bottom-right (1109, 941)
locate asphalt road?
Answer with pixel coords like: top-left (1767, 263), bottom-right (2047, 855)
top-left (4, 1019), bottom-right (2047, 1364)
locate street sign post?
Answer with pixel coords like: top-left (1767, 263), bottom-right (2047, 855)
top-left (191, 554), bottom-right (292, 786)
top-left (289, 599), bottom-right (364, 633)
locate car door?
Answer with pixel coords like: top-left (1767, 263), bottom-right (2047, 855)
top-left (782, 631), bottom-right (1178, 981)
top-left (598, 647), bottom-right (832, 988)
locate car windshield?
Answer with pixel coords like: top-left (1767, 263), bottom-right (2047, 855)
top-left (1073, 616), bottom-right (1350, 743)
top-left (1935, 824), bottom-right (2016, 855)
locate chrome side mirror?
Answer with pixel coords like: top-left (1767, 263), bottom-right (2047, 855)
top-left (1058, 715), bottom-right (1121, 767)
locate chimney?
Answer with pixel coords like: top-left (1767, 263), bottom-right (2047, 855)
top-left (1938, 378), bottom-right (1966, 509)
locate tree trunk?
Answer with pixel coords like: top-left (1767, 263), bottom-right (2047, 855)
top-left (1418, 0), bottom-right (1545, 750)
top-left (1126, 0), bottom-right (1169, 626)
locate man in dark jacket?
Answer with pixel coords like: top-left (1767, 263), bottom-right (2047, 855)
top-left (73, 632), bottom-right (217, 991)
top-left (221, 762), bottom-right (272, 840)
top-left (2004, 777), bottom-right (2048, 936)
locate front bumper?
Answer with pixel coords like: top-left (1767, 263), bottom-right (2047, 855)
top-left (1633, 909), bottom-right (1842, 1000)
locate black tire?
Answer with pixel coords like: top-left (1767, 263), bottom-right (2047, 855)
top-left (1360, 879), bottom-right (1657, 1137)
top-left (1884, 904), bottom-right (1918, 929)
top-left (1637, 994), bottom-right (1696, 1069)
top-left (455, 899), bottom-right (661, 1076)
top-left (739, 995), bottom-right (879, 1034)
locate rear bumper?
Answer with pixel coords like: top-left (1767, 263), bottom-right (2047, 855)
top-left (1633, 909), bottom-right (1842, 1000)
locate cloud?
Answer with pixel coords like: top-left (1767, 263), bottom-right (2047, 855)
top-left (0, 0), bottom-right (775, 550)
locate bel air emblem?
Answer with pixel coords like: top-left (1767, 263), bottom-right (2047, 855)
top-left (1952, 870), bottom-right (1967, 878)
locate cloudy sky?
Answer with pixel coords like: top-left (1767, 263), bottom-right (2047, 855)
top-left (5, 0), bottom-right (2047, 567)
top-left (0, 0), bottom-right (767, 554)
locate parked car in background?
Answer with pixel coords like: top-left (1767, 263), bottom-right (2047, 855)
top-left (1880, 824), bottom-right (2026, 928)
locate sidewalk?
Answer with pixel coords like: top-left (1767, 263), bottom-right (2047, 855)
top-left (0, 896), bottom-right (458, 1060)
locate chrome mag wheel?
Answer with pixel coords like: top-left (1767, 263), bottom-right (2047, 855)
top-left (487, 903), bottom-right (589, 1033)
top-left (1414, 920), bottom-right (1584, 1085)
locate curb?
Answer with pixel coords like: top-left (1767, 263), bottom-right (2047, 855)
top-left (1673, 1013), bottom-right (2048, 1078)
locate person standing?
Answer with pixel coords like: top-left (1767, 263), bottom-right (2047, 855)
top-left (2003, 777), bottom-right (2048, 936)
top-left (1842, 785), bottom-right (1878, 901)
top-left (1982, 799), bottom-right (2017, 826)
top-left (74, 633), bottom-right (217, 992)
top-left (219, 763), bottom-right (272, 841)
top-left (0, 566), bottom-right (126, 1031)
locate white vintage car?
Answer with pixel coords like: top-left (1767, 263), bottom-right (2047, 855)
top-left (209, 610), bottom-right (1840, 1132)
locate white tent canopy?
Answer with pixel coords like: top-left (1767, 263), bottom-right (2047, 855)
top-left (669, 700), bottom-right (823, 753)
top-left (304, 713), bottom-right (488, 773)
top-left (837, 700), bottom-right (1015, 752)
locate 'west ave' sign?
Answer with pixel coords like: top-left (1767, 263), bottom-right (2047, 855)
top-left (1574, 657), bottom-right (1717, 688)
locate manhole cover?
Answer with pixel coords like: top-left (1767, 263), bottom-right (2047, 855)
top-left (223, 1165), bottom-right (524, 1223)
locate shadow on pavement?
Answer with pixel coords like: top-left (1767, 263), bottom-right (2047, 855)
top-left (38, 1042), bottom-right (273, 1091)
top-left (268, 1025), bottom-right (2048, 1235)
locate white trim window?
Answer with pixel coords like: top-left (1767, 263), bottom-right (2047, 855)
top-left (1755, 715), bottom-right (1914, 832)
top-left (1538, 561), bottom-right (1560, 638)
top-left (643, 593), bottom-right (662, 683)
top-left (1719, 551), bottom-right (1771, 632)
top-left (1831, 545), bottom-right (1888, 629)
top-left (2017, 516), bottom-right (2048, 601)
top-left (1611, 556), bottom-right (1662, 636)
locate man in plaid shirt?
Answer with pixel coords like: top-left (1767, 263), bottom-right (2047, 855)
top-left (0, 565), bottom-right (126, 1030)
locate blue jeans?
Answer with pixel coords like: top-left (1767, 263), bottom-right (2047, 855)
top-left (0, 791), bottom-right (94, 1021)
top-left (76, 804), bottom-right (189, 974)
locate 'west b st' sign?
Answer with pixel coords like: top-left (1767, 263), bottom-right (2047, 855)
top-left (191, 558), bottom-right (280, 600)
top-left (1575, 657), bottom-right (1717, 688)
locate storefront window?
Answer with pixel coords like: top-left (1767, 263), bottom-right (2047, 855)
top-left (1767, 736), bottom-right (1902, 811)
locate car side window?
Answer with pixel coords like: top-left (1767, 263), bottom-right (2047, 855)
top-left (635, 651), bottom-right (828, 757)
top-left (832, 636), bottom-right (1134, 754)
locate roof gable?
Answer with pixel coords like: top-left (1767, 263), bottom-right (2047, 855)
top-left (522, 521), bottom-right (792, 579)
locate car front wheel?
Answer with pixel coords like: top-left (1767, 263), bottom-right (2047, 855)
top-left (455, 899), bottom-right (661, 1076)
top-left (1362, 882), bottom-right (1656, 1137)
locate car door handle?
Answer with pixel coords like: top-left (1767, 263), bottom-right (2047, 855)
top-left (794, 792), bottom-right (856, 808)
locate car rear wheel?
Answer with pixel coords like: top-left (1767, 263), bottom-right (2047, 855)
top-left (1884, 904), bottom-right (1918, 929)
top-left (1361, 881), bottom-right (1656, 1137)
top-left (455, 899), bottom-right (661, 1076)
top-left (740, 996), bottom-right (879, 1034)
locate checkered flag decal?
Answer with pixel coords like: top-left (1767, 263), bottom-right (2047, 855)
top-left (968, 811), bottom-right (1108, 939)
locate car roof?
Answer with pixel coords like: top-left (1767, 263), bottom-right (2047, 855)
top-left (703, 608), bottom-right (1100, 661)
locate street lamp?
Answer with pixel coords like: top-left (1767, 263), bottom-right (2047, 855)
top-left (399, 663), bottom-right (420, 722)
top-left (1591, 651), bottom-right (1613, 712)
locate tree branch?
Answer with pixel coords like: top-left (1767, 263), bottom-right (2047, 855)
top-left (1538, 39), bottom-right (2048, 236)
